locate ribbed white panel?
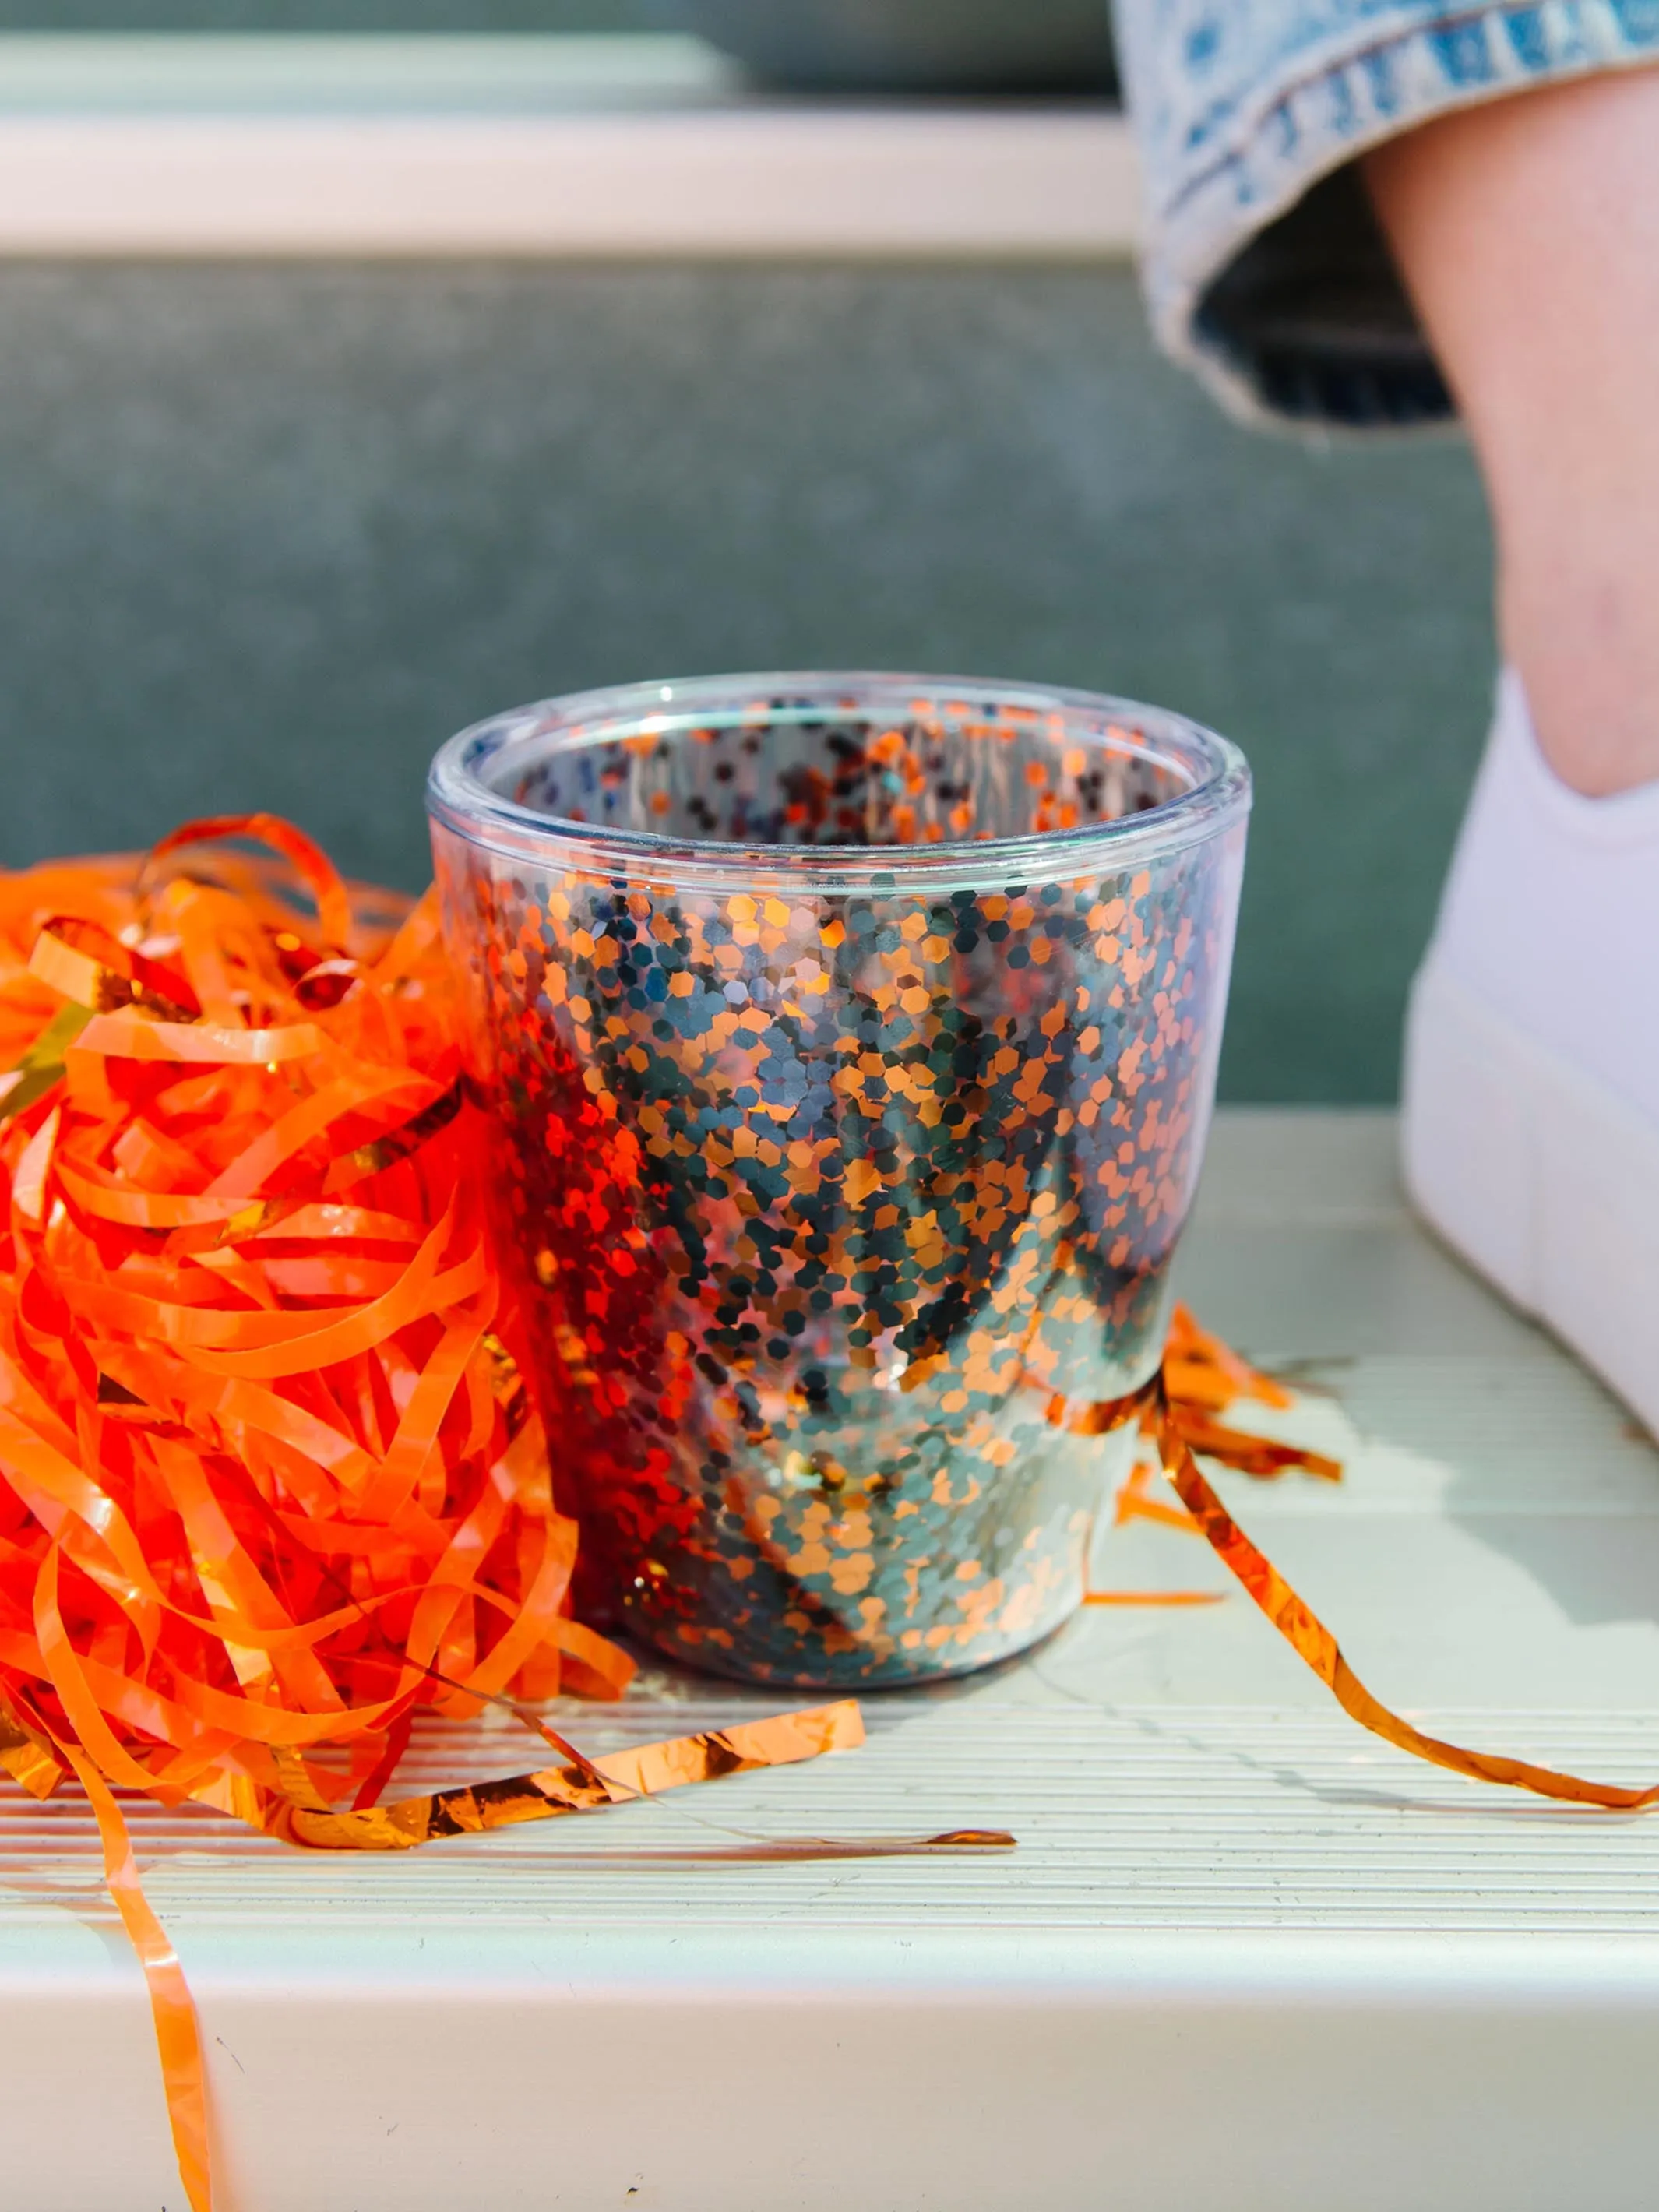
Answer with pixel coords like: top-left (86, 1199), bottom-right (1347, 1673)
top-left (9, 1111), bottom-right (1659, 2211)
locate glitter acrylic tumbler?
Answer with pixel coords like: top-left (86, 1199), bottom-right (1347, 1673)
top-left (429, 676), bottom-right (1249, 1686)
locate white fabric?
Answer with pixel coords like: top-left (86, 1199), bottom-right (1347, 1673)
top-left (1430, 667), bottom-right (1659, 1123)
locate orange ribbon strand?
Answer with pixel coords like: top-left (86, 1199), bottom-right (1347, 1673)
top-left (1149, 1379), bottom-right (1659, 1811)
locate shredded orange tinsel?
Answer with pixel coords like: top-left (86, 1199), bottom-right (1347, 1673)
top-left (0, 819), bottom-right (634, 1776)
top-left (0, 819), bottom-right (650, 2207)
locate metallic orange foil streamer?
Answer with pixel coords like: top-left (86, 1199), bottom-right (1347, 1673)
top-left (1123, 1321), bottom-right (1659, 1803)
top-left (1147, 1378), bottom-right (1659, 1812)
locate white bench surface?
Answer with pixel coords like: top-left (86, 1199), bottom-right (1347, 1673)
top-left (12, 1108), bottom-right (1659, 2211)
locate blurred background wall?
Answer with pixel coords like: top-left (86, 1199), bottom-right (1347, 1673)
top-left (0, 12), bottom-right (1496, 1103)
top-left (0, 3), bottom-right (639, 22)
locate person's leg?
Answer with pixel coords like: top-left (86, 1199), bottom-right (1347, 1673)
top-left (1366, 69), bottom-right (1659, 797)
top-left (1117, 0), bottom-right (1659, 1415)
top-left (1363, 67), bottom-right (1659, 1426)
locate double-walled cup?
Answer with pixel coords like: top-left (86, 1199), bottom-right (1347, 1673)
top-left (429, 673), bottom-right (1249, 1686)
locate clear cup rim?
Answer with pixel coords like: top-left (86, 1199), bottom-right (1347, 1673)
top-left (427, 670), bottom-right (1251, 894)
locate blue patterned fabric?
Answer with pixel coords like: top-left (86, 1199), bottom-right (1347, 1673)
top-left (1117, 0), bottom-right (1659, 425)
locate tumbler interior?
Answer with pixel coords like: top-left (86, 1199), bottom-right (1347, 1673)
top-left (429, 674), bottom-right (1245, 886)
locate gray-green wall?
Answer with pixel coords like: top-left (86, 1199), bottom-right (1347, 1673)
top-left (0, 4), bottom-right (643, 21)
top-left (0, 262), bottom-right (1493, 1100)
top-left (0, 5), bottom-right (643, 23)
